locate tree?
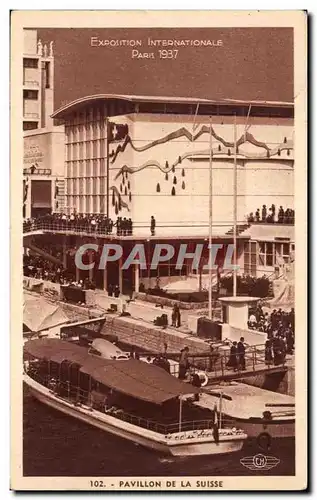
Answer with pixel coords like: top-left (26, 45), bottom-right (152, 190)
top-left (128, 180), bottom-right (130, 189)
top-left (182, 181), bottom-right (185, 190)
top-left (181, 168), bottom-right (185, 177)
top-left (156, 183), bottom-right (160, 192)
top-left (173, 176), bottom-right (177, 185)
top-left (112, 189), bottom-right (115, 206)
top-left (165, 172), bottom-right (168, 181)
top-left (171, 186), bottom-right (176, 196)
top-left (115, 201), bottom-right (118, 215)
top-left (172, 165), bottom-right (175, 173)
top-left (129, 192), bottom-right (132, 202)
top-left (165, 160), bottom-right (169, 169)
top-left (124, 186), bottom-right (128, 195)
top-left (120, 183), bottom-right (122, 192)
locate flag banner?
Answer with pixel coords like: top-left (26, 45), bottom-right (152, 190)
top-left (108, 122), bottom-right (129, 142)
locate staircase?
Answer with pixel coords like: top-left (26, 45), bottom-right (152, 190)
top-left (225, 223), bottom-right (250, 236)
top-left (24, 241), bottom-right (64, 267)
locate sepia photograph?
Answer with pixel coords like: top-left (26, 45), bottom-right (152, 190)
top-left (10, 10), bottom-right (307, 491)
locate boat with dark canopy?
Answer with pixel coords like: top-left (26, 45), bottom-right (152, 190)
top-left (23, 338), bottom-right (247, 456)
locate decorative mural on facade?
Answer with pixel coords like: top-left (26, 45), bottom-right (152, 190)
top-left (108, 119), bottom-right (294, 218)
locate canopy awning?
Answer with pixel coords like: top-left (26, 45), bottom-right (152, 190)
top-left (24, 338), bottom-right (90, 365)
top-left (24, 339), bottom-right (198, 404)
top-left (80, 358), bottom-right (198, 404)
top-left (23, 296), bottom-right (69, 332)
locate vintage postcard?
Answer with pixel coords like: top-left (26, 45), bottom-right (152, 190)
top-left (11, 10), bottom-right (307, 491)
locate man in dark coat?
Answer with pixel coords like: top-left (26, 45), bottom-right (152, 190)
top-left (237, 337), bottom-right (246, 370)
top-left (178, 346), bottom-right (190, 379)
top-left (175, 305), bottom-right (181, 328)
top-left (226, 342), bottom-right (238, 371)
top-left (150, 216), bottom-right (156, 236)
top-left (191, 373), bottom-right (201, 401)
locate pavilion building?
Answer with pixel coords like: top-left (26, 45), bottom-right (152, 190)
top-left (26, 94), bottom-right (295, 294)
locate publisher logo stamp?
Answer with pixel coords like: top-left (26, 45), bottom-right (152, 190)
top-left (240, 454), bottom-right (280, 471)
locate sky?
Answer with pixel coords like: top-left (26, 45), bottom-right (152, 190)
top-left (38, 27), bottom-right (294, 111)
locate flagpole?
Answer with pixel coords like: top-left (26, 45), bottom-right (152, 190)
top-left (208, 116), bottom-right (213, 320)
top-left (219, 391), bottom-right (223, 429)
top-left (106, 116), bottom-right (110, 218)
top-left (233, 114), bottom-right (238, 297)
top-left (178, 396), bottom-right (183, 432)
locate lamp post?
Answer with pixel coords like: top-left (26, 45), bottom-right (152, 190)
top-left (208, 116), bottom-right (213, 320)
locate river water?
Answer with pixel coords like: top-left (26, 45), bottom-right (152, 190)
top-left (23, 387), bottom-right (295, 477)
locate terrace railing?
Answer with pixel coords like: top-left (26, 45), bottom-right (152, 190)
top-left (23, 220), bottom-right (117, 237)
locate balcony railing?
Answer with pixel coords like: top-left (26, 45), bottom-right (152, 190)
top-left (23, 80), bottom-right (39, 87)
top-left (23, 220), bottom-right (118, 237)
top-left (23, 112), bottom-right (39, 119)
top-left (23, 168), bottom-right (52, 176)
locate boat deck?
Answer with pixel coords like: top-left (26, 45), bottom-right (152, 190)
top-left (195, 382), bottom-right (295, 419)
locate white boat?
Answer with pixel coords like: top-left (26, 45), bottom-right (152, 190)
top-left (23, 338), bottom-right (247, 457)
top-left (88, 338), bottom-right (130, 360)
top-left (88, 338), bottom-right (181, 377)
top-left (194, 381), bottom-right (295, 441)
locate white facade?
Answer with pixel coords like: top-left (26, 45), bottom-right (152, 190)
top-left (53, 96), bottom-right (294, 279)
top-left (61, 106), bottom-right (294, 237)
top-left (23, 126), bottom-right (65, 217)
top-left (23, 29), bottom-right (65, 217)
top-left (108, 113), bottom-right (294, 237)
top-left (23, 29), bottom-right (55, 131)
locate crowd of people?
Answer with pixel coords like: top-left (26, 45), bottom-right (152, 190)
top-left (246, 205), bottom-right (295, 224)
top-left (23, 213), bottom-right (135, 236)
top-left (23, 213), bottom-right (158, 236)
top-left (248, 305), bottom-right (295, 362)
top-left (23, 253), bottom-right (95, 290)
top-left (24, 253), bottom-right (71, 284)
top-left (226, 337), bottom-right (246, 371)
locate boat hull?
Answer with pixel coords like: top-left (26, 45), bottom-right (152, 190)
top-left (221, 415), bottom-right (295, 439)
top-left (195, 390), bottom-right (295, 440)
top-left (231, 419), bottom-right (295, 439)
top-left (167, 437), bottom-right (245, 456)
top-left (24, 375), bottom-right (246, 456)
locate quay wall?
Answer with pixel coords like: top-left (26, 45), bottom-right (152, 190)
top-left (99, 316), bottom-right (211, 355)
top-left (58, 301), bottom-right (210, 354)
top-left (240, 369), bottom-right (295, 396)
top-left (60, 302), bottom-right (90, 323)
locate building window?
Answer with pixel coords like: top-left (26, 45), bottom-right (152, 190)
top-left (259, 242), bottom-right (274, 267)
top-left (23, 121), bottom-right (38, 131)
top-left (257, 241), bottom-right (292, 268)
top-left (23, 89), bottom-right (38, 100)
top-left (275, 242), bottom-right (291, 264)
top-left (244, 241), bottom-right (257, 276)
top-left (44, 61), bottom-right (50, 88)
top-left (23, 58), bottom-right (38, 68)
